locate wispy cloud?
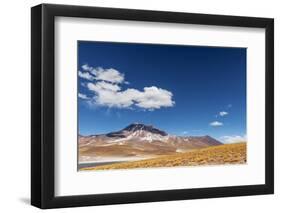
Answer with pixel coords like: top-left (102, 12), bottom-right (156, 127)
top-left (219, 111), bottom-right (228, 116)
top-left (209, 121), bottom-right (223, 127)
top-left (88, 81), bottom-right (121, 92)
top-left (220, 135), bottom-right (247, 143)
top-left (78, 71), bottom-right (94, 81)
top-left (182, 131), bottom-right (189, 135)
top-left (81, 64), bottom-right (93, 72)
top-left (78, 93), bottom-right (90, 100)
top-left (81, 65), bottom-right (125, 84)
top-left (182, 129), bottom-right (202, 135)
top-left (79, 64), bottom-right (175, 110)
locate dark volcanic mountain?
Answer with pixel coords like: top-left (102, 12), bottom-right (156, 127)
top-left (122, 123), bottom-right (168, 136)
top-left (79, 123), bottom-right (222, 162)
top-left (106, 123), bottom-right (168, 138)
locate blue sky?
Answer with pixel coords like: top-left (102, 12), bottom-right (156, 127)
top-left (78, 41), bottom-right (246, 143)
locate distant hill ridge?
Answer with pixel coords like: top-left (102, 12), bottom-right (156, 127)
top-left (79, 123), bottom-right (222, 162)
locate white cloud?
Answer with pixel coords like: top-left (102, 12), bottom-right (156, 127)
top-left (78, 93), bottom-right (89, 100)
top-left (93, 88), bottom-right (137, 108)
top-left (81, 64), bottom-right (93, 72)
top-left (209, 121), bottom-right (223, 127)
top-left (78, 71), bottom-right (94, 81)
top-left (134, 87), bottom-right (175, 110)
top-left (220, 135), bottom-right (247, 143)
top-left (81, 65), bottom-right (125, 84)
top-left (219, 111), bottom-right (228, 116)
top-left (88, 81), bottom-right (121, 92)
top-left (87, 83), bottom-right (174, 110)
top-left (80, 64), bottom-right (175, 110)
top-left (92, 67), bottom-right (124, 84)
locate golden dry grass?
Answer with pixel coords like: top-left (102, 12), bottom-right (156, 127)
top-left (81, 142), bottom-right (246, 171)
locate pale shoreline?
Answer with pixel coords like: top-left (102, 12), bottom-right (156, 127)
top-left (79, 156), bottom-right (151, 164)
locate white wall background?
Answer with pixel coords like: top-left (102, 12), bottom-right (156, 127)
top-left (0, 0), bottom-right (279, 212)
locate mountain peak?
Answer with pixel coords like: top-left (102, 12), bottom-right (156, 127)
top-left (124, 123), bottom-right (150, 130)
top-left (123, 123), bottom-right (168, 136)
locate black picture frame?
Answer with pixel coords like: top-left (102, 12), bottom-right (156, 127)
top-left (31, 3), bottom-right (274, 209)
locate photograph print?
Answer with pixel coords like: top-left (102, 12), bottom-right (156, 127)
top-left (78, 41), bottom-right (247, 171)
